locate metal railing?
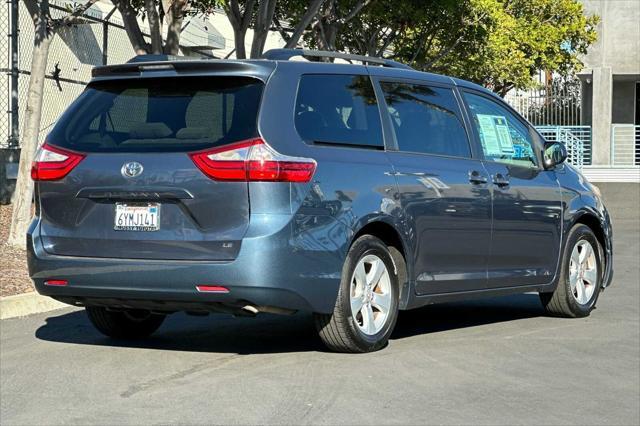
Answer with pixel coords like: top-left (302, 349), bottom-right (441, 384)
top-left (611, 124), bottom-right (640, 167)
top-left (536, 126), bottom-right (592, 167)
top-left (504, 74), bottom-right (582, 127)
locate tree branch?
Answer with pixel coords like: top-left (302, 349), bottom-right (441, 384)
top-left (241, 0), bottom-right (257, 31)
top-left (377, 28), bottom-right (399, 57)
top-left (144, 0), bottom-right (163, 54)
top-left (250, 0), bottom-right (278, 58)
top-left (164, 0), bottom-right (188, 54)
top-left (423, 34), bottom-right (464, 69)
top-left (409, 30), bottom-right (430, 65)
top-left (53, 0), bottom-right (99, 28)
top-left (339, 0), bottom-right (371, 24)
top-left (112, 0), bottom-right (150, 54)
top-left (284, 0), bottom-right (326, 48)
top-left (273, 16), bottom-right (292, 44)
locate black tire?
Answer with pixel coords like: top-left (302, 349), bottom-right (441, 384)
top-left (539, 224), bottom-right (603, 318)
top-left (314, 235), bottom-right (401, 353)
top-left (86, 306), bottom-right (166, 339)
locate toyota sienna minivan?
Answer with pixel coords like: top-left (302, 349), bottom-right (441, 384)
top-left (27, 49), bottom-right (613, 353)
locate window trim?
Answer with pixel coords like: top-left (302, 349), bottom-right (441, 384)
top-left (292, 73), bottom-right (387, 151)
top-left (373, 77), bottom-right (476, 160)
top-left (459, 88), bottom-right (545, 170)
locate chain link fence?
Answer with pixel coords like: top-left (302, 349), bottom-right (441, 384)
top-left (1, 0), bottom-right (12, 148)
top-left (1, 0), bottom-right (143, 149)
top-left (1, 0), bottom-right (226, 151)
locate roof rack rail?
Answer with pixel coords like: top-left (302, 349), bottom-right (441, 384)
top-left (261, 48), bottom-right (413, 70)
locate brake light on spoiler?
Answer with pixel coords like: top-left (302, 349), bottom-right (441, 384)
top-left (31, 143), bottom-right (85, 181)
top-left (189, 138), bottom-right (316, 183)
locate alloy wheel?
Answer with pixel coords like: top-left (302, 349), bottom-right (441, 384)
top-left (569, 240), bottom-right (598, 305)
top-left (349, 254), bottom-right (392, 335)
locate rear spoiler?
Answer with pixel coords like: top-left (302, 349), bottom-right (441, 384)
top-left (91, 58), bottom-right (275, 81)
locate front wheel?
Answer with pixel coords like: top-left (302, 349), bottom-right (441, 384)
top-left (540, 224), bottom-right (603, 318)
top-left (314, 235), bottom-right (400, 353)
top-left (86, 306), bottom-right (166, 339)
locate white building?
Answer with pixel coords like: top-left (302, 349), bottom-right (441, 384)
top-left (577, 0), bottom-right (640, 171)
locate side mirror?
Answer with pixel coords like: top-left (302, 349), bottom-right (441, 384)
top-left (543, 142), bottom-right (568, 169)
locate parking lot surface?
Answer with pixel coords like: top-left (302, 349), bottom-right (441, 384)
top-left (1, 184), bottom-right (638, 425)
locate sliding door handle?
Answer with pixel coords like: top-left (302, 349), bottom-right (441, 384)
top-left (468, 170), bottom-right (488, 184)
top-left (492, 173), bottom-right (510, 187)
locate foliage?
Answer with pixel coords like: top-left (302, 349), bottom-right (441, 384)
top-left (435, 0), bottom-right (599, 95)
top-left (116, 0), bottom-right (319, 59)
top-left (276, 0), bottom-right (369, 51)
top-left (111, 0), bottom-right (221, 55)
top-left (283, 0), bottom-right (598, 96)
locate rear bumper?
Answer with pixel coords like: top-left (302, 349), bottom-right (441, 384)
top-left (27, 215), bottom-right (346, 314)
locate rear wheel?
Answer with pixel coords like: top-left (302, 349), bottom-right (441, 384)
top-left (86, 307), bottom-right (166, 339)
top-left (314, 235), bottom-right (400, 353)
top-left (540, 224), bottom-right (602, 318)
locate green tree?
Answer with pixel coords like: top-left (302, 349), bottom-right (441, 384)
top-left (340, 0), bottom-right (486, 62)
top-left (302, 0), bottom-right (598, 96)
top-left (433, 0), bottom-right (599, 95)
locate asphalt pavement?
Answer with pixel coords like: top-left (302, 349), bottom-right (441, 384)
top-left (1, 183), bottom-right (638, 425)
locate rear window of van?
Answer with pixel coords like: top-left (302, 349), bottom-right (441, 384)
top-left (48, 76), bottom-right (263, 153)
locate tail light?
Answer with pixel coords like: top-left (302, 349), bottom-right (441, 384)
top-left (189, 138), bottom-right (316, 182)
top-left (31, 143), bottom-right (85, 181)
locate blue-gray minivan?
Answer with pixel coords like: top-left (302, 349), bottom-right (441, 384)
top-left (27, 49), bottom-right (613, 352)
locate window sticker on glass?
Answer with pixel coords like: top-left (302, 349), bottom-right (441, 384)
top-left (476, 115), bottom-right (501, 156)
top-left (477, 114), bottom-right (514, 156)
top-left (493, 117), bottom-right (514, 155)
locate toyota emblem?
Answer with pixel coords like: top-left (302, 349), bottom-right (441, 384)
top-left (121, 161), bottom-right (144, 178)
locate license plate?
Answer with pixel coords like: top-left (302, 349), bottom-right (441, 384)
top-left (114, 203), bottom-right (160, 231)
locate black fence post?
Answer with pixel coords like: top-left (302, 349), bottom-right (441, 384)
top-left (102, 7), bottom-right (117, 66)
top-left (9, 0), bottom-right (19, 148)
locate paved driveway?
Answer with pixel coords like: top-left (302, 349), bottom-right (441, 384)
top-left (1, 184), bottom-right (638, 425)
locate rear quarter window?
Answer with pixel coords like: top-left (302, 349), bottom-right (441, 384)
top-left (49, 76), bottom-right (263, 153)
top-left (294, 74), bottom-right (383, 149)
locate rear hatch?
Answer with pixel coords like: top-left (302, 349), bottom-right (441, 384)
top-left (35, 74), bottom-right (264, 260)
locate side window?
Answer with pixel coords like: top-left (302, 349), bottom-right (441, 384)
top-left (463, 92), bottom-right (538, 168)
top-left (379, 82), bottom-right (470, 158)
top-left (295, 74), bottom-right (383, 148)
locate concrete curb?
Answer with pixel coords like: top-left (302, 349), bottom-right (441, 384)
top-left (0, 292), bottom-right (68, 320)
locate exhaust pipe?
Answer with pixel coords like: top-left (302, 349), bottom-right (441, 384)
top-left (241, 305), bottom-right (259, 315)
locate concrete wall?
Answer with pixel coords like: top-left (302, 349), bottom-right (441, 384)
top-left (578, 0), bottom-right (640, 165)
top-left (579, 0), bottom-right (640, 75)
